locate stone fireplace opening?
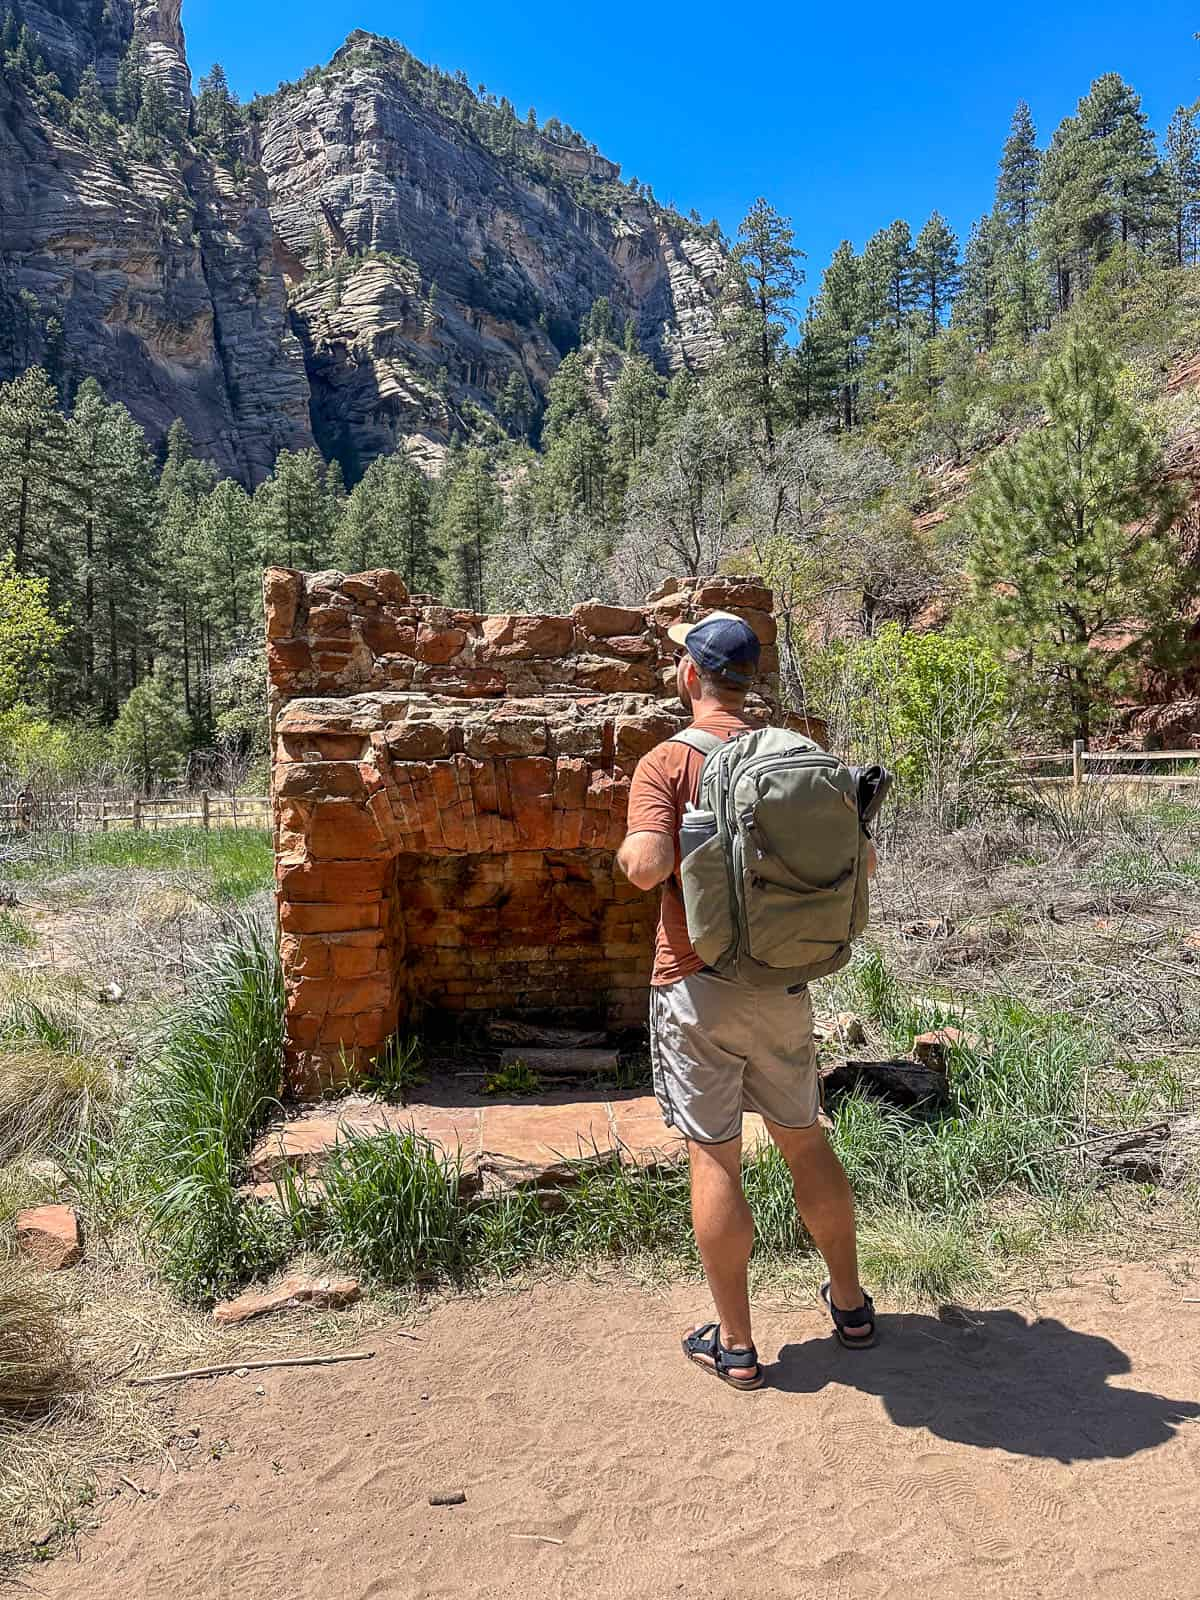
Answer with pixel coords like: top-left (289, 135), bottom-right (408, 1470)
top-left (266, 568), bottom-right (779, 1093)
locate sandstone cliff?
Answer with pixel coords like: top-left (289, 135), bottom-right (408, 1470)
top-left (0, 11), bottom-right (728, 481)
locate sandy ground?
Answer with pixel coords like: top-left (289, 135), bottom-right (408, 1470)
top-left (36, 1264), bottom-right (1200, 1600)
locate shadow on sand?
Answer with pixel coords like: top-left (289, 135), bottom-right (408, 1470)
top-left (772, 1305), bottom-right (1200, 1463)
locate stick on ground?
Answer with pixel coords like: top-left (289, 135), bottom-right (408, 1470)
top-left (129, 1351), bottom-right (376, 1386)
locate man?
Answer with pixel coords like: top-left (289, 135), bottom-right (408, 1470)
top-left (616, 611), bottom-right (875, 1389)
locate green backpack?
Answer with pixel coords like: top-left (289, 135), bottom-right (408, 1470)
top-left (674, 727), bottom-right (872, 990)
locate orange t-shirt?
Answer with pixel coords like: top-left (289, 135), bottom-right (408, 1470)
top-left (626, 709), bottom-right (759, 986)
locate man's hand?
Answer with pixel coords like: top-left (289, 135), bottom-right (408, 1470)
top-left (617, 830), bottom-right (676, 891)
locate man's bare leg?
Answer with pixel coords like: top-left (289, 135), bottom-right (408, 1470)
top-left (766, 1118), bottom-right (872, 1340)
top-left (684, 1134), bottom-right (757, 1379)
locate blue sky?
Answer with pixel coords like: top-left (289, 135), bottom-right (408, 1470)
top-left (184, 0), bottom-right (1200, 293)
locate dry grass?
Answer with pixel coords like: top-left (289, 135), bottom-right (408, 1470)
top-left (0, 1044), bottom-right (114, 1166)
top-left (0, 1263), bottom-right (74, 1410)
top-left (0, 1238), bottom-right (400, 1566)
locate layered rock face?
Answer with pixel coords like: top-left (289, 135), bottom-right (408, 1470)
top-left (2, 13), bottom-right (726, 480)
top-left (266, 569), bottom-right (778, 1091)
top-left (259, 33), bottom-right (725, 473)
top-left (0, 7), bottom-right (313, 480)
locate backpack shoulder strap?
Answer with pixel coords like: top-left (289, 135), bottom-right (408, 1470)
top-left (669, 729), bottom-right (724, 758)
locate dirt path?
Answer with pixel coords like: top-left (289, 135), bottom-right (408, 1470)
top-left (39, 1265), bottom-right (1200, 1600)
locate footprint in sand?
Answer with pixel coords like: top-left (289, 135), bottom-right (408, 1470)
top-left (886, 1453), bottom-right (1015, 1563)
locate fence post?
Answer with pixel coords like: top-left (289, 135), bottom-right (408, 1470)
top-left (1072, 739), bottom-right (1086, 791)
top-left (99, 796), bottom-right (107, 832)
top-left (201, 790), bottom-right (210, 831)
top-left (133, 795), bottom-right (142, 831)
top-left (230, 792), bottom-right (239, 827)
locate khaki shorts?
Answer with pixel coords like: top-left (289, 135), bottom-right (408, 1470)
top-left (649, 970), bottom-right (819, 1144)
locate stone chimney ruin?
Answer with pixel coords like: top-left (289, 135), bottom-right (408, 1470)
top-left (265, 568), bottom-right (779, 1093)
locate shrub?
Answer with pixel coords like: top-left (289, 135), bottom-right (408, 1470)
top-left (817, 623), bottom-right (1009, 824)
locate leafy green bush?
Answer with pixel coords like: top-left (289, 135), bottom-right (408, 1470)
top-left (827, 623), bottom-right (1009, 811)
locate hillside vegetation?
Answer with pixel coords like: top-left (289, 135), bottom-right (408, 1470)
top-left (2, 38), bottom-right (1200, 780)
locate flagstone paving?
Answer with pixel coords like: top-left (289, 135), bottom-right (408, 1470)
top-left (247, 1092), bottom-right (772, 1193)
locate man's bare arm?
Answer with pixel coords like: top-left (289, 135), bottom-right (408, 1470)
top-left (616, 830), bottom-right (676, 892)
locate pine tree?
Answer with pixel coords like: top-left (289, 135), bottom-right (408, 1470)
top-left (496, 371), bottom-right (532, 439)
top-left (1037, 75), bottom-right (1167, 311)
top-left (996, 101), bottom-right (1041, 234)
top-left (911, 212), bottom-right (960, 337)
top-left (436, 448), bottom-right (500, 611)
top-left (335, 454), bottom-right (438, 589)
top-left (114, 39), bottom-right (144, 122)
top-left (152, 420), bottom-right (216, 721)
top-left (723, 198), bottom-right (805, 454)
top-left (607, 353), bottom-right (664, 495)
top-left (110, 669), bottom-right (191, 789)
top-left (968, 330), bottom-right (1193, 741)
top-left (66, 380), bottom-right (156, 716)
top-left (0, 367), bottom-right (73, 580)
top-left (993, 101), bottom-right (1045, 341)
top-left (1164, 103), bottom-right (1200, 267)
top-left (954, 213), bottom-right (1006, 350)
top-left (196, 478), bottom-right (256, 633)
top-left (253, 449), bottom-right (333, 569)
top-left (813, 242), bottom-right (866, 430)
top-left (197, 61), bottom-right (239, 153)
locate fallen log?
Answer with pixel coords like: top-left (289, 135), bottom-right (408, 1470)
top-left (821, 1058), bottom-right (949, 1109)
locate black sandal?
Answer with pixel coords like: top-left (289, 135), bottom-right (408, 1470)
top-left (681, 1322), bottom-right (766, 1390)
top-left (820, 1282), bottom-right (878, 1349)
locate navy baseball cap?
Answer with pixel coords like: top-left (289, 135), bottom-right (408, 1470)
top-left (668, 610), bottom-right (761, 687)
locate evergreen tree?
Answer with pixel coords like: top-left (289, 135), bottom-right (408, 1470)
top-left (0, 367), bottom-right (73, 580)
top-left (436, 448), bottom-right (501, 611)
top-left (911, 212), bottom-right (960, 337)
top-left (197, 61), bottom-right (239, 153)
top-left (607, 353), bottom-right (664, 498)
top-left (1038, 75), bottom-right (1166, 311)
top-left (1164, 103), bottom-right (1200, 267)
top-left (968, 330), bottom-right (1193, 741)
top-left (253, 448), bottom-right (333, 569)
top-left (996, 101), bottom-right (1041, 234)
top-left (723, 198), bottom-right (805, 454)
top-left (994, 101), bottom-right (1045, 341)
top-left (335, 453), bottom-right (439, 589)
top-left (66, 380), bottom-right (156, 716)
top-left (954, 212), bottom-right (1006, 350)
top-left (496, 370), bottom-right (532, 439)
top-left (196, 478), bottom-right (256, 633)
top-left (813, 242), bottom-right (866, 430)
top-left (114, 39), bottom-right (144, 122)
top-left (110, 669), bottom-right (190, 788)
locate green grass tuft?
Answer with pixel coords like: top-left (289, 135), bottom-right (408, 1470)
top-left (120, 918), bottom-right (287, 1300)
top-left (0, 912), bottom-right (35, 951)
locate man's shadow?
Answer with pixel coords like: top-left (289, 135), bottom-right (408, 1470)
top-left (772, 1306), bottom-right (1200, 1463)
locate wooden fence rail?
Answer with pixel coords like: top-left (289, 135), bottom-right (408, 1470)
top-left (0, 793), bottom-right (272, 833)
top-left (1014, 744), bottom-right (1200, 790)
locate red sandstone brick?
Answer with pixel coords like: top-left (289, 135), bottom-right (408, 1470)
top-left (385, 721), bottom-right (452, 759)
top-left (308, 605), bottom-right (354, 635)
top-left (308, 800), bottom-right (388, 861)
top-left (572, 600), bottom-right (646, 637)
top-left (269, 638), bottom-right (313, 673)
top-left (279, 859), bottom-right (391, 901)
top-left (263, 568), bottom-right (302, 639)
top-left (280, 934), bottom-right (332, 978)
top-left (480, 614), bottom-right (574, 660)
top-left (738, 607), bottom-right (778, 645)
top-left (362, 614), bottom-right (416, 655)
top-left (416, 624), bottom-right (467, 664)
top-left (574, 657), bottom-right (657, 693)
top-left (464, 713), bottom-right (548, 757)
top-left (277, 760), bottom-right (373, 801)
top-left (280, 901), bottom-right (383, 934)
